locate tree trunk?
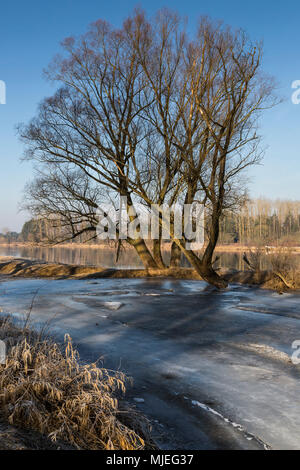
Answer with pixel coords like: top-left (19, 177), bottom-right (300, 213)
top-left (174, 240), bottom-right (228, 288)
top-left (189, 250), bottom-right (227, 288)
top-left (128, 237), bottom-right (158, 269)
top-left (126, 194), bottom-right (159, 269)
top-left (198, 202), bottom-right (229, 288)
top-left (202, 210), bottom-right (220, 268)
top-left (197, 262), bottom-right (228, 288)
top-left (153, 239), bottom-right (166, 269)
top-left (170, 241), bottom-right (181, 267)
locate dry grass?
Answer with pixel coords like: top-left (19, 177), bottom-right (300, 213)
top-left (242, 247), bottom-right (300, 290)
top-left (268, 248), bottom-right (300, 289)
top-left (0, 317), bottom-right (148, 450)
top-left (245, 247), bottom-right (265, 271)
top-left (269, 248), bottom-right (297, 274)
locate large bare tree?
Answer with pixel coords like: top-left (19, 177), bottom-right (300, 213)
top-left (19, 9), bottom-right (277, 287)
top-left (121, 11), bottom-right (277, 286)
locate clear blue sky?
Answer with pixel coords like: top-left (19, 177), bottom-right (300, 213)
top-left (0, 0), bottom-right (300, 231)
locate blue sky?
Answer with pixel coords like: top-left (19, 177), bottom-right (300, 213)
top-left (0, 0), bottom-right (300, 231)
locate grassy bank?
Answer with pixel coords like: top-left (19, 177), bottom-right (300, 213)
top-left (1, 256), bottom-right (300, 291)
top-left (0, 316), bottom-right (151, 450)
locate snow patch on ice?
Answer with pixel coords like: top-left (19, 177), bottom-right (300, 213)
top-left (187, 398), bottom-right (271, 450)
top-left (103, 302), bottom-right (123, 310)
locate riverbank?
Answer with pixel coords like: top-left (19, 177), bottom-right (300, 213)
top-left (0, 256), bottom-right (298, 291)
top-left (0, 420), bottom-right (75, 450)
top-left (0, 315), bottom-right (150, 450)
top-left (1, 242), bottom-right (300, 253)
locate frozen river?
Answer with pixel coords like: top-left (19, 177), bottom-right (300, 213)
top-left (0, 276), bottom-right (300, 449)
top-left (2, 244), bottom-right (299, 270)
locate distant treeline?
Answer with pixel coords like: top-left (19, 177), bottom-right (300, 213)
top-left (219, 199), bottom-right (300, 245)
top-left (1, 198), bottom-right (300, 246)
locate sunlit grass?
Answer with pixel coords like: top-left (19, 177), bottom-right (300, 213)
top-left (0, 317), bottom-right (148, 450)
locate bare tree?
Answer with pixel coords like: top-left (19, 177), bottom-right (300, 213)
top-left (19, 19), bottom-right (161, 268)
top-left (20, 9), bottom-right (277, 287)
top-left (2, 227), bottom-right (11, 244)
top-left (172, 19), bottom-right (277, 286)
top-left (123, 12), bottom-right (277, 286)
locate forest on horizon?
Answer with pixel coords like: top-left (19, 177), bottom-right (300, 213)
top-left (1, 198), bottom-right (300, 247)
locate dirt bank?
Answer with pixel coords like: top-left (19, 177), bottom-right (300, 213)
top-left (0, 420), bottom-right (75, 450)
top-left (0, 257), bottom-right (200, 280)
top-left (0, 256), bottom-right (298, 290)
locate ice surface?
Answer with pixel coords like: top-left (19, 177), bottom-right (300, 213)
top-left (0, 277), bottom-right (300, 449)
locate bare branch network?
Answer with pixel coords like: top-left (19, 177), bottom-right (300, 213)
top-left (19, 9), bottom-right (278, 287)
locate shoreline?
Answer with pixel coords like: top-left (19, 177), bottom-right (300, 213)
top-left (0, 256), bottom-right (298, 291)
top-left (1, 242), bottom-right (300, 253)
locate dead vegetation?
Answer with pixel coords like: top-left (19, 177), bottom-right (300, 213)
top-left (243, 247), bottom-right (300, 290)
top-left (243, 247), bottom-right (265, 272)
top-left (268, 249), bottom-right (299, 290)
top-left (0, 316), bottom-right (150, 450)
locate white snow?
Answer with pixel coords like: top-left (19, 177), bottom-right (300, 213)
top-left (102, 302), bottom-right (123, 310)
